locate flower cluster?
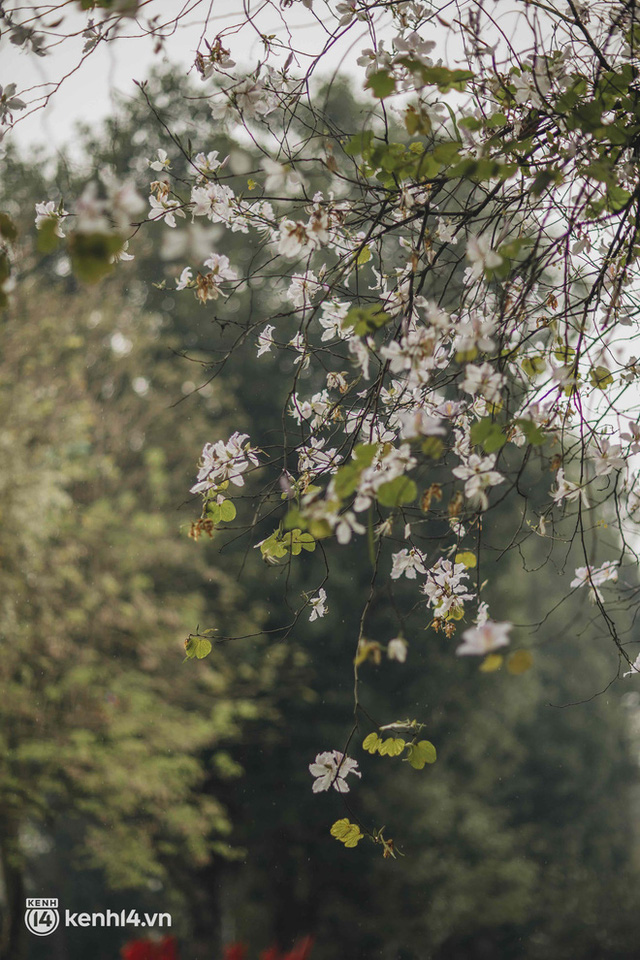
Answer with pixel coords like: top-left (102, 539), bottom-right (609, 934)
top-left (191, 433), bottom-right (260, 494)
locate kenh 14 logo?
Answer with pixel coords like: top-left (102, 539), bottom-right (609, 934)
top-left (24, 898), bottom-right (60, 936)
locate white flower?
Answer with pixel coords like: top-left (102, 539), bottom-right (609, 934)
top-left (309, 750), bottom-right (361, 793)
top-left (191, 182), bottom-right (236, 224)
top-left (380, 328), bottom-right (439, 384)
top-left (466, 233), bottom-right (503, 278)
top-left (435, 217), bottom-right (458, 244)
top-left (298, 438), bottom-right (341, 476)
top-left (148, 194), bottom-right (185, 229)
top-left (620, 420), bottom-right (640, 452)
top-left (319, 301), bottom-right (351, 341)
top-left (288, 332), bottom-right (308, 365)
top-left (570, 561), bottom-right (618, 601)
top-left (176, 267), bottom-right (193, 290)
top-left (288, 271), bottom-right (321, 308)
top-left (335, 511), bottom-right (366, 544)
top-left (456, 620), bottom-right (512, 656)
top-left (194, 151), bottom-right (227, 178)
top-left (624, 653), bottom-right (640, 677)
top-left (461, 363), bottom-right (505, 403)
top-left (203, 252), bottom-right (237, 281)
top-left (277, 219), bottom-right (317, 257)
top-left (148, 149), bottom-right (171, 172)
top-left (422, 558), bottom-right (476, 618)
top-left (390, 547), bottom-right (426, 580)
top-left (452, 453), bottom-right (504, 509)
top-left (35, 201), bottom-right (68, 238)
top-left (388, 637), bottom-right (408, 662)
top-left (397, 408), bottom-right (446, 441)
top-left (191, 432), bottom-right (260, 493)
top-left (262, 158), bottom-right (306, 194)
top-left (309, 588), bottom-right (328, 621)
top-left (591, 439), bottom-right (624, 477)
top-left (551, 468), bottom-right (589, 507)
top-left (256, 324), bottom-right (276, 357)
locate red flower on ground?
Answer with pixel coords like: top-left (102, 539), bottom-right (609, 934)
top-left (121, 935), bottom-right (179, 960)
top-left (260, 937), bottom-right (314, 960)
top-left (223, 943), bottom-right (248, 960)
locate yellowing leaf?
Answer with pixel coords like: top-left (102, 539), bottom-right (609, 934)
top-left (480, 653), bottom-right (503, 672)
top-left (378, 737), bottom-right (406, 757)
top-left (330, 819), bottom-right (364, 848)
top-left (589, 365), bottom-right (614, 389)
top-left (362, 732), bottom-right (382, 754)
top-left (507, 649), bottom-right (534, 675)
top-left (455, 551), bottom-right (477, 568)
top-left (355, 639), bottom-right (382, 666)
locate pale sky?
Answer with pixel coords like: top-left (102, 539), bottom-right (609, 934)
top-left (2, 0), bottom-right (385, 152)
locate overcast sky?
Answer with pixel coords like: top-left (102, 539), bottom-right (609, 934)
top-left (2, 0), bottom-right (384, 152)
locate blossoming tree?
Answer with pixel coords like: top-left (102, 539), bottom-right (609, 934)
top-left (5, 0), bottom-right (640, 855)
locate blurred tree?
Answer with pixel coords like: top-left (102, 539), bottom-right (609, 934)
top-left (0, 278), bottom-right (304, 960)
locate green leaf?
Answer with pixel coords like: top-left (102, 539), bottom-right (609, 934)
top-left (399, 59), bottom-right (474, 92)
top-left (206, 499), bottom-right (236, 523)
top-left (36, 217), bottom-right (61, 255)
top-left (343, 303), bottom-right (390, 337)
top-left (258, 532), bottom-right (290, 561)
top-left (470, 419), bottom-right (506, 453)
top-left (219, 499), bottom-right (237, 522)
top-left (345, 130), bottom-right (374, 159)
top-left (459, 116), bottom-right (483, 131)
top-left (184, 635), bottom-right (213, 660)
top-left (259, 528), bottom-right (316, 560)
top-left (287, 529), bottom-right (316, 555)
top-left (0, 212), bottom-right (18, 241)
top-left (421, 436), bottom-right (444, 459)
top-left (531, 167), bottom-right (564, 197)
top-left (366, 70), bottom-right (396, 99)
top-left (432, 140), bottom-right (462, 164)
top-left (353, 443), bottom-right (379, 467)
top-left (69, 231), bottom-right (124, 283)
top-left (333, 462), bottom-right (361, 499)
top-left (406, 740), bottom-right (437, 769)
top-left (0, 251), bottom-right (9, 285)
top-left (377, 476), bottom-right (417, 508)
top-left (515, 418), bottom-right (546, 446)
